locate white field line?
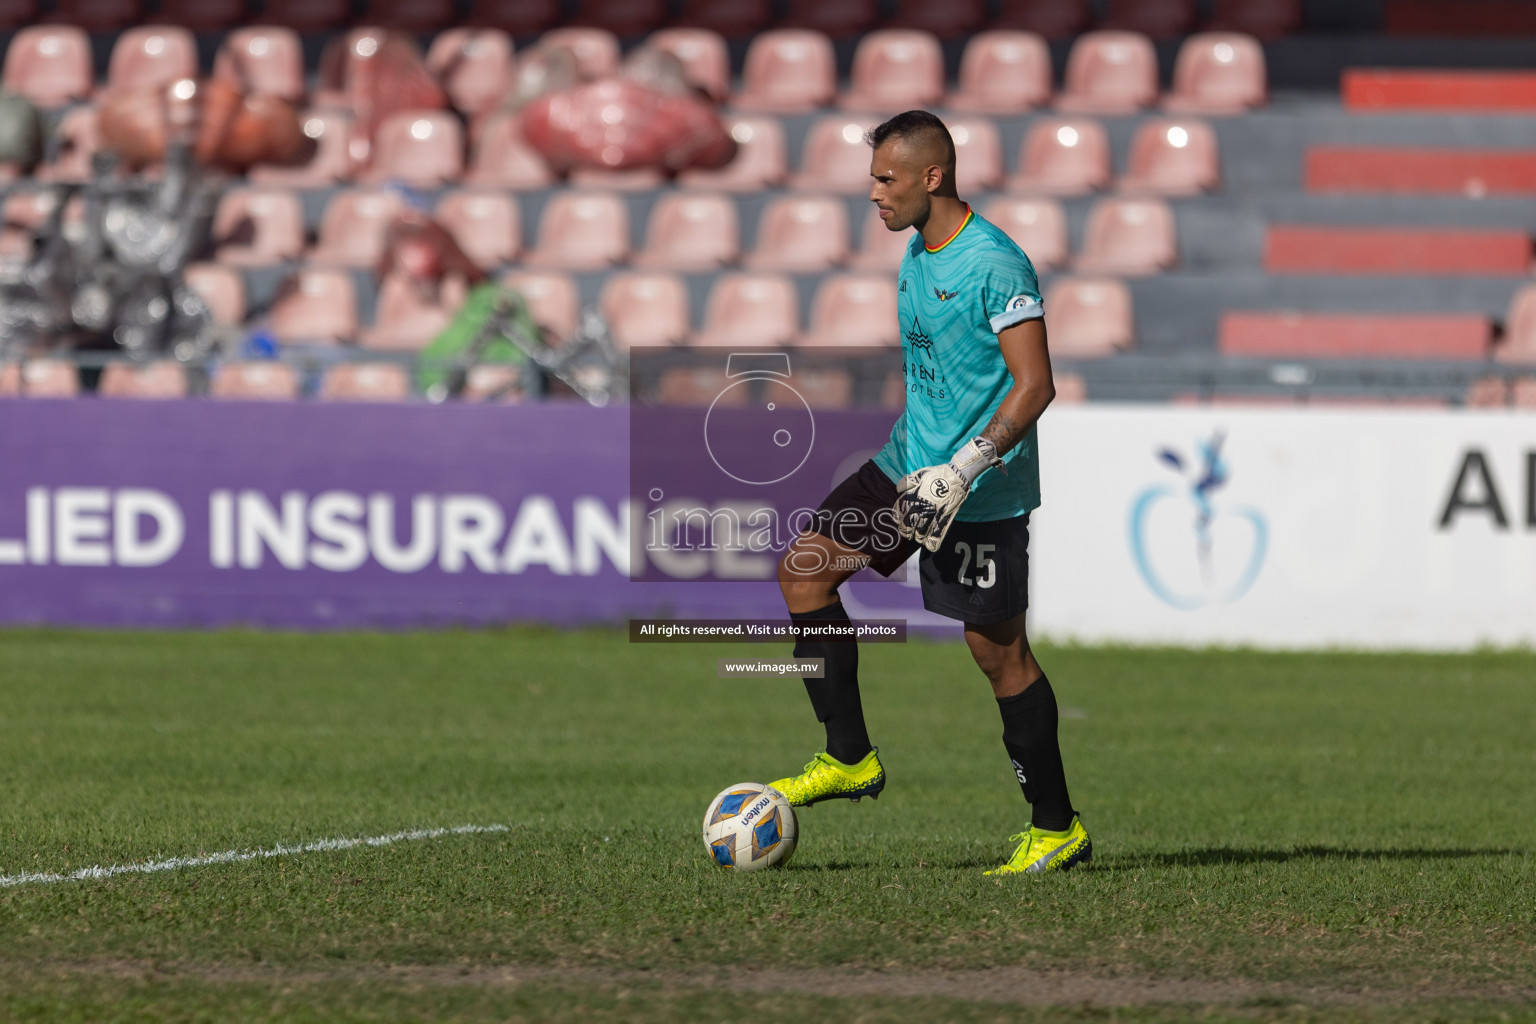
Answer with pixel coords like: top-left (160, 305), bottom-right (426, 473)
top-left (0, 823), bottom-right (510, 889)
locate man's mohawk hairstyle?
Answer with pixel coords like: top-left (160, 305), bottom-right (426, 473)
top-left (864, 110), bottom-right (956, 165)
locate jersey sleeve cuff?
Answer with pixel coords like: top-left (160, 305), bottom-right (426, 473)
top-left (989, 299), bottom-right (1044, 333)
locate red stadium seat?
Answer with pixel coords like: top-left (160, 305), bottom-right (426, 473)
top-left (466, 114), bottom-right (556, 189)
top-left (467, 0), bottom-right (558, 34)
top-left (1265, 227), bottom-right (1531, 275)
top-left (319, 363), bottom-right (413, 401)
top-left (1207, 0), bottom-right (1300, 38)
top-left (540, 28), bottom-right (622, 81)
top-left (3, 27), bottom-right (92, 108)
top-left (212, 28), bottom-right (305, 103)
top-left (981, 197), bottom-right (1068, 271)
top-left (647, 29), bottom-right (731, 102)
top-left (1305, 148), bottom-right (1536, 196)
top-left (1220, 313), bottom-right (1491, 359)
top-left (182, 262), bottom-right (247, 325)
top-left (850, 206), bottom-right (914, 271)
top-left (366, 0), bottom-right (455, 31)
top-left (263, 0), bottom-right (349, 30)
top-left (157, 0), bottom-right (246, 29)
top-left (209, 362), bottom-right (300, 400)
top-left (948, 117), bottom-right (1004, 194)
top-left (211, 187), bottom-right (306, 267)
top-left (1057, 31), bottom-right (1158, 114)
top-left (782, 0), bottom-right (877, 36)
top-left (634, 193), bottom-right (740, 271)
top-left (36, 106), bottom-right (100, 184)
top-left (677, 117), bottom-right (788, 192)
top-left (599, 272), bottom-right (691, 349)
top-left (310, 188), bottom-right (406, 268)
top-left (106, 27), bottom-right (199, 94)
top-left (0, 359), bottom-right (77, 397)
top-left (1101, 0), bottom-right (1195, 38)
top-left (801, 274), bottom-right (899, 347)
top-left (1007, 118), bottom-right (1110, 195)
top-left (570, 0), bottom-right (667, 35)
top-left (1385, 0), bottom-right (1536, 35)
top-left (992, 0), bottom-right (1092, 38)
top-left (1498, 285), bottom-right (1536, 364)
top-left (745, 195), bottom-right (850, 273)
top-left (500, 271), bottom-right (580, 341)
top-left (735, 30), bottom-right (837, 113)
top-left (1075, 197), bottom-right (1178, 275)
top-left (250, 109), bottom-right (356, 188)
top-left (886, 0), bottom-right (985, 38)
top-left (1165, 33), bottom-right (1268, 113)
top-left (268, 269), bottom-right (359, 345)
top-left (1342, 69), bottom-right (1536, 112)
top-left (947, 31), bottom-right (1053, 113)
top-left (1043, 277), bottom-right (1134, 357)
top-left (1118, 118), bottom-right (1220, 195)
top-left (0, 0), bottom-right (36, 29)
top-left (434, 191), bottom-right (520, 270)
top-left (54, 0), bottom-right (142, 32)
top-left (692, 273), bottom-right (800, 348)
top-left (673, 0), bottom-right (772, 37)
top-left (362, 112), bottom-right (464, 187)
top-left (424, 29), bottom-right (513, 118)
top-left (526, 192), bottom-right (630, 271)
top-left (99, 360), bottom-right (190, 398)
top-left (840, 30), bottom-right (945, 113)
top-left (792, 117), bottom-right (879, 194)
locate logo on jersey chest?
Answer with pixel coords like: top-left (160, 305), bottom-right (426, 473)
top-left (904, 316), bottom-right (934, 356)
top-left (934, 286), bottom-right (958, 301)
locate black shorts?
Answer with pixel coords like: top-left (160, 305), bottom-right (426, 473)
top-left (807, 460), bottom-right (1031, 626)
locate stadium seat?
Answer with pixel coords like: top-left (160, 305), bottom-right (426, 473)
top-left (467, 0), bottom-right (558, 34)
top-left (792, 117), bottom-right (879, 194)
top-left (655, 366), bottom-right (744, 406)
top-left (268, 268), bottom-right (358, 345)
top-left (1101, 0), bottom-right (1195, 38)
top-left (1307, 148), bottom-right (1536, 196)
top-left (946, 31), bottom-right (1053, 113)
top-left (886, 0), bottom-right (985, 37)
top-left (991, 0), bottom-right (1092, 38)
top-left (634, 193), bottom-right (739, 271)
top-left (645, 29), bottom-right (730, 102)
top-left (263, 0), bottom-right (349, 30)
top-left (734, 30), bottom-right (837, 113)
top-left (693, 273), bottom-right (800, 347)
top-left (211, 188), bottom-right (305, 267)
top-left (677, 117), bottom-right (788, 192)
top-left (782, 0), bottom-right (877, 36)
top-left (211, 28), bottom-right (305, 102)
top-left (55, 0), bottom-right (142, 32)
top-left (801, 274), bottom-right (899, 347)
top-left (1057, 31), bottom-right (1159, 114)
top-left (3, 27), bottom-right (92, 108)
top-left (366, 0), bottom-right (455, 31)
top-left (1075, 198), bottom-right (1177, 275)
top-left (1164, 33), bottom-right (1268, 113)
top-left (106, 27), bottom-right (199, 94)
top-left (423, 30), bottom-right (512, 118)
top-left (466, 113), bottom-right (556, 189)
top-left (309, 189), bottom-right (406, 268)
top-left (98, 360), bottom-right (189, 398)
top-left (599, 272), bottom-right (691, 349)
top-left (460, 364), bottom-right (524, 403)
top-left (1514, 378), bottom-right (1536, 407)
top-left (362, 112), bottom-right (463, 187)
top-left (434, 191), bottom-right (520, 270)
top-left (850, 207), bottom-right (915, 270)
top-left (1464, 375), bottom-right (1508, 407)
top-left (840, 30), bottom-right (945, 113)
top-left (1118, 118), bottom-right (1220, 195)
top-left (540, 28), bottom-right (622, 81)
top-left (361, 272), bottom-right (468, 351)
top-left (673, 0), bottom-right (772, 37)
top-left (1043, 277), bottom-right (1134, 357)
top-left (1498, 285), bottom-right (1536, 364)
top-left (569, 0), bottom-right (666, 35)
top-left (1207, 0), bottom-right (1300, 38)
top-left (312, 27), bottom-right (385, 106)
top-left (568, 167), bottom-right (667, 193)
top-left (948, 118), bottom-right (1004, 194)
top-left (209, 361), bottom-right (300, 400)
top-left (981, 197), bottom-right (1068, 270)
top-left (319, 363), bottom-right (413, 401)
top-left (36, 106), bottom-right (100, 184)
top-left (0, 191), bottom-right (48, 260)
top-left (1220, 313), bottom-right (1490, 359)
top-left (745, 195), bottom-right (851, 273)
top-left (0, 359), bottom-right (78, 397)
top-left (1266, 227), bottom-right (1531, 275)
top-left (525, 192), bottom-right (630, 271)
top-left (1007, 118), bottom-right (1111, 195)
top-left (156, 0), bottom-right (246, 29)
top-left (250, 109), bottom-right (355, 188)
top-left (182, 262), bottom-right (247, 325)
top-left (1053, 371), bottom-right (1088, 402)
top-left (1342, 69), bottom-right (1536, 112)
top-left (499, 271), bottom-right (580, 341)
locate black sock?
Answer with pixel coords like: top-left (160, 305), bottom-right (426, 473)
top-left (791, 600), bottom-right (871, 765)
top-left (997, 676), bottom-right (1074, 832)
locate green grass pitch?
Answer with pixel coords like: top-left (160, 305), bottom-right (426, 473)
top-left (0, 628), bottom-right (1533, 1022)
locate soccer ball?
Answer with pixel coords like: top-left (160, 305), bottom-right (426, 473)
top-left (701, 782), bottom-right (797, 871)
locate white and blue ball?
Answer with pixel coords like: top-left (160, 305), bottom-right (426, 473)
top-left (701, 782), bottom-right (797, 871)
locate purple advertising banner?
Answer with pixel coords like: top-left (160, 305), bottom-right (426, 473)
top-left (0, 400), bottom-right (945, 631)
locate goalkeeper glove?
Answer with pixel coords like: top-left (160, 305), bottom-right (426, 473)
top-left (894, 437), bottom-right (1003, 552)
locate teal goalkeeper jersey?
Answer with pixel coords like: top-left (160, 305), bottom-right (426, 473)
top-left (873, 206), bottom-right (1044, 521)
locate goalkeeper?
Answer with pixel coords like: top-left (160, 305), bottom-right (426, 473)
top-left (768, 110), bottom-right (1089, 876)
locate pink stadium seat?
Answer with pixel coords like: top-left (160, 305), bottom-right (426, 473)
top-left (1057, 31), bottom-right (1159, 114)
top-left (434, 191), bottom-right (520, 270)
top-left (0, 190), bottom-right (84, 260)
top-left (981, 197), bottom-right (1068, 270)
top-left (250, 109), bottom-right (355, 188)
top-left (0, 360), bottom-right (78, 397)
top-left (212, 28), bottom-right (305, 102)
top-left (366, 0), bottom-right (455, 31)
top-left (656, 366), bottom-right (743, 407)
top-left (1513, 378), bottom-right (1536, 407)
top-left (106, 27), bottom-right (199, 95)
top-left (460, 364), bottom-right (524, 403)
top-left (182, 262), bottom-right (247, 325)
top-left (362, 112), bottom-right (463, 187)
top-left (673, 0), bottom-right (772, 37)
top-left (792, 117), bottom-right (879, 194)
top-left (263, 0), bottom-right (349, 30)
top-left (313, 27), bottom-right (385, 106)
top-left (1075, 198), bottom-right (1178, 275)
top-left (745, 195), bottom-right (850, 273)
top-left (634, 193), bottom-right (739, 271)
top-left (648, 28), bottom-right (731, 102)
top-left (1464, 375), bottom-right (1508, 407)
top-left (993, 0), bottom-right (1091, 37)
top-left (268, 268), bottom-right (359, 345)
top-left (735, 30), bottom-right (837, 113)
top-left (782, 0), bottom-right (877, 36)
top-left (568, 167), bottom-right (667, 192)
top-left (599, 272), bottom-right (691, 349)
top-left (540, 28), bottom-right (622, 81)
top-left (570, 0), bottom-right (666, 35)
top-left (677, 117), bottom-right (788, 192)
top-left (36, 106), bottom-right (100, 184)
top-left (850, 207), bottom-right (914, 271)
top-left (948, 117), bottom-right (1003, 194)
top-left (309, 188), bottom-right (406, 268)
top-left (466, 113), bottom-right (556, 189)
top-left (801, 274), bottom-right (899, 347)
top-left (54, 0), bottom-right (141, 32)
top-left (1007, 118), bottom-right (1111, 195)
top-left (526, 192), bottom-right (630, 271)
top-left (157, 0), bottom-right (246, 29)
top-left (1266, 227), bottom-right (1530, 275)
top-left (319, 363), bottom-right (413, 401)
top-left (1165, 33), bottom-right (1268, 114)
top-left (211, 187), bottom-right (306, 267)
top-left (1220, 313), bottom-right (1490, 359)
top-left (1498, 285), bottom-right (1536, 365)
top-left (499, 271), bottom-right (580, 341)
top-left (3, 27), bottom-right (92, 108)
top-left (425, 30), bottom-right (513, 118)
top-left (467, 0), bottom-right (558, 34)
top-left (361, 273), bottom-right (468, 351)
top-left (1054, 372), bottom-right (1088, 402)
top-left (1208, 0), bottom-right (1300, 38)
top-left (209, 361), bottom-right (300, 400)
top-left (98, 360), bottom-right (189, 399)
top-left (947, 31), bottom-right (1053, 113)
top-left (840, 30), bottom-right (945, 113)
top-left (693, 273), bottom-right (800, 348)
top-left (886, 0), bottom-right (985, 37)
top-left (1118, 118), bottom-right (1220, 195)
top-left (1043, 277), bottom-right (1134, 357)
top-left (1101, 0), bottom-right (1196, 38)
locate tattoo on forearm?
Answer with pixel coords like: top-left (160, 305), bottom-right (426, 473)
top-left (981, 410), bottom-right (1022, 454)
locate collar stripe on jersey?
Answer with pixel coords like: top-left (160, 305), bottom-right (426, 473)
top-left (925, 204), bottom-right (973, 253)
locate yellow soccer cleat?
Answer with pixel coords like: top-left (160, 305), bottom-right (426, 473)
top-left (985, 815), bottom-right (1092, 876)
top-left (767, 749), bottom-right (885, 807)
